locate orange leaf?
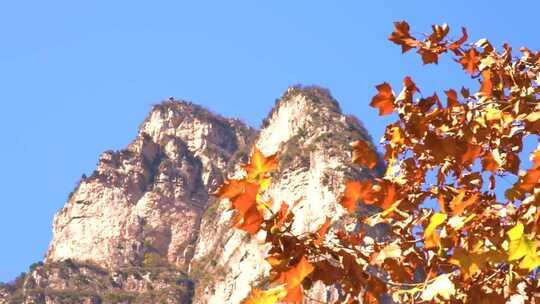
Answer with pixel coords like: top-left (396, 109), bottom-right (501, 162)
top-left (404, 76), bottom-right (419, 95)
top-left (370, 83), bottom-right (395, 116)
top-left (479, 69), bottom-right (492, 97)
top-left (235, 204), bottom-right (264, 234)
top-left (351, 139), bottom-right (378, 169)
top-left (458, 48), bottom-right (480, 74)
top-left (281, 285), bottom-right (303, 304)
top-left (380, 182), bottom-right (397, 210)
top-left (364, 292), bottom-right (380, 304)
top-left (314, 217), bottom-right (332, 246)
top-left (482, 152), bottom-right (500, 173)
top-left (215, 179), bottom-right (246, 200)
top-left (448, 27), bottom-right (468, 53)
top-left (340, 181), bottom-right (365, 213)
top-left (229, 182), bottom-right (259, 214)
top-left (449, 191), bottom-right (479, 216)
top-left (396, 76), bottom-right (419, 103)
top-left (388, 21), bottom-right (418, 53)
top-left (279, 256), bottom-right (314, 289)
top-left (275, 202), bottom-right (289, 229)
top-left (517, 168), bottom-right (540, 193)
top-left (419, 48), bottom-right (439, 65)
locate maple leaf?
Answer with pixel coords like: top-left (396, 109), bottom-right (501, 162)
top-left (421, 274), bottom-right (455, 301)
top-left (516, 168), bottom-right (540, 193)
top-left (444, 89), bottom-right (460, 108)
top-left (514, 151), bottom-right (540, 193)
top-left (351, 139), bottom-right (378, 169)
top-left (370, 83), bottom-right (395, 116)
top-left (449, 247), bottom-right (488, 279)
top-left (215, 179), bottom-right (247, 200)
top-left (234, 204), bottom-right (264, 234)
top-left (388, 126), bottom-right (405, 146)
top-left (395, 76), bottom-right (419, 102)
top-left (507, 223), bottom-right (540, 271)
top-left (458, 48), bottom-right (480, 74)
top-left (226, 182), bottom-right (259, 214)
top-left (279, 257), bottom-right (315, 288)
top-left (278, 256), bottom-right (315, 303)
top-left (379, 182), bottom-right (398, 210)
top-left (389, 21), bottom-right (418, 53)
top-left (479, 69), bottom-right (493, 97)
top-left (430, 23), bottom-right (450, 43)
top-left (448, 27), bottom-right (469, 53)
top-left (419, 48), bottom-right (440, 65)
top-left (242, 286), bottom-right (287, 304)
top-left (449, 191), bottom-right (478, 216)
top-left (424, 213), bottom-right (447, 250)
top-left (218, 178), bottom-right (264, 234)
top-left (243, 147), bottom-right (278, 181)
top-left (340, 181), bottom-right (364, 213)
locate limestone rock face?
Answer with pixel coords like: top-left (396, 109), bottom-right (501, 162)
top-left (46, 101), bottom-right (256, 270)
top-left (191, 86), bottom-right (381, 304)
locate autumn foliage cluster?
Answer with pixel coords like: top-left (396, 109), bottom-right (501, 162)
top-left (217, 22), bottom-right (540, 303)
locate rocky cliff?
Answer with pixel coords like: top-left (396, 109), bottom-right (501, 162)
top-left (1, 86), bottom-right (381, 304)
top-left (190, 86), bottom-right (382, 304)
top-left (46, 101), bottom-right (256, 270)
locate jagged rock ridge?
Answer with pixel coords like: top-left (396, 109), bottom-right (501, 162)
top-left (46, 101), bottom-right (256, 270)
top-left (1, 86), bottom-right (381, 304)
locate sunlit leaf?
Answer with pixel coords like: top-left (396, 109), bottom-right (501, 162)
top-left (370, 83), bottom-right (395, 116)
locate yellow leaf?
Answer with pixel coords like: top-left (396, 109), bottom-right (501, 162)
top-left (244, 148), bottom-right (278, 182)
top-left (485, 108), bottom-right (501, 123)
top-left (242, 286), bottom-right (287, 304)
top-left (507, 223), bottom-right (540, 271)
top-left (449, 247), bottom-right (483, 279)
top-left (389, 126), bottom-right (405, 146)
top-left (424, 213), bottom-right (447, 250)
top-left (258, 177), bottom-right (272, 192)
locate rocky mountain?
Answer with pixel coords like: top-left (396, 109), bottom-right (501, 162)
top-left (0, 86), bottom-right (381, 304)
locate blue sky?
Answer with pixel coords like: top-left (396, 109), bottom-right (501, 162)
top-left (1, 1), bottom-right (539, 282)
